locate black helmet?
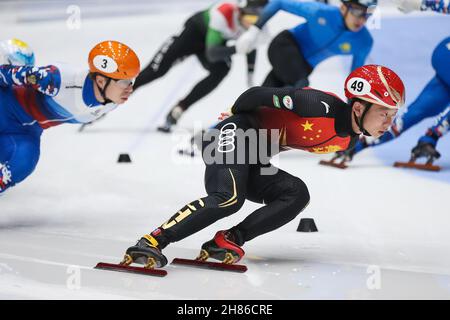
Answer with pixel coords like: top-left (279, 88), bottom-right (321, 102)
top-left (237, 0), bottom-right (268, 15)
top-left (341, 0), bottom-right (378, 8)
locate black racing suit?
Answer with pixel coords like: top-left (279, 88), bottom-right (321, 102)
top-left (150, 86), bottom-right (358, 249)
top-left (262, 30), bottom-right (313, 88)
top-left (133, 11), bottom-right (256, 111)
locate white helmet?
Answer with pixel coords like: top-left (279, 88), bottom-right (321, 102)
top-left (0, 38), bottom-right (35, 66)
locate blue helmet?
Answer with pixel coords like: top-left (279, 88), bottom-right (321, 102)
top-left (0, 38), bottom-right (35, 66)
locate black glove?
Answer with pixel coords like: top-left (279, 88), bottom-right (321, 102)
top-left (411, 141), bottom-right (441, 162)
top-left (333, 148), bottom-right (356, 163)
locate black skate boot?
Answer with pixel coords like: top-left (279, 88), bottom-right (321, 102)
top-left (410, 141), bottom-right (441, 164)
top-left (320, 137), bottom-right (367, 169)
top-left (319, 149), bottom-right (355, 169)
top-left (121, 234), bottom-right (168, 269)
top-left (394, 135), bottom-right (442, 171)
top-left (157, 104), bottom-right (184, 133)
top-left (197, 230), bottom-right (245, 264)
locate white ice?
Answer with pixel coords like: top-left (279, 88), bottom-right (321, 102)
top-left (1, 1), bottom-right (450, 299)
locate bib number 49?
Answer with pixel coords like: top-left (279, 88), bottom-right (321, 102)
top-left (346, 77), bottom-right (371, 96)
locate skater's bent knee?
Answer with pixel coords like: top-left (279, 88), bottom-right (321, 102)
top-left (289, 177), bottom-right (310, 210)
top-left (209, 192), bottom-right (245, 213)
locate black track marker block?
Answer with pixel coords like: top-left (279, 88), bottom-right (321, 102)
top-left (118, 153), bottom-right (132, 163)
top-left (297, 218), bottom-right (318, 232)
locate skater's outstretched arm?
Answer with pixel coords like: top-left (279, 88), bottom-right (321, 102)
top-left (231, 86), bottom-right (344, 117)
top-left (0, 65), bottom-right (61, 96)
top-left (235, 0), bottom-right (326, 54)
top-left (255, 0), bottom-right (325, 29)
top-left (351, 35), bottom-right (373, 71)
top-left (231, 86), bottom-right (294, 114)
top-left (205, 45), bottom-right (235, 64)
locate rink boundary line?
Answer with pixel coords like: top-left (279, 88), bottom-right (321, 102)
top-left (0, 252), bottom-right (94, 271)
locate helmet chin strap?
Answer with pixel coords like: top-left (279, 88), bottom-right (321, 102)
top-left (342, 6), bottom-right (350, 31)
top-left (354, 103), bottom-right (372, 136)
top-left (96, 76), bottom-right (113, 105)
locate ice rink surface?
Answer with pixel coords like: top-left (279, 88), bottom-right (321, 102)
top-left (1, 1), bottom-right (450, 299)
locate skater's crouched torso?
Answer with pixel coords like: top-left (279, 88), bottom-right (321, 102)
top-left (254, 105), bottom-right (356, 154)
top-left (0, 63), bottom-right (117, 130)
top-left (201, 114), bottom-right (273, 168)
top-left (202, 86), bottom-right (359, 166)
top-left (188, 1), bottom-right (246, 44)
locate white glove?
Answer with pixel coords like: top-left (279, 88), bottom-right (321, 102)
top-left (247, 70), bottom-right (254, 87)
top-left (235, 25), bottom-right (261, 55)
top-left (394, 0), bottom-right (423, 13)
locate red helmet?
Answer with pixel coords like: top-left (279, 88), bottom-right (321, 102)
top-left (344, 65), bottom-right (405, 109)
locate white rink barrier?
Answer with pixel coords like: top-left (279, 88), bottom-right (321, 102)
top-left (0, 0), bottom-right (399, 24)
top-left (0, 0), bottom-right (212, 23)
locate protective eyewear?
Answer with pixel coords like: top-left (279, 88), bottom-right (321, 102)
top-left (112, 78), bottom-right (134, 89)
top-left (346, 4), bottom-right (376, 19)
top-left (241, 14), bottom-right (259, 25)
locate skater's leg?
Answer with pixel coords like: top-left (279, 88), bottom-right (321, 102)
top-left (152, 165), bottom-right (249, 248)
top-left (133, 17), bottom-right (204, 90)
top-left (157, 59), bottom-right (230, 132)
top-left (0, 134), bottom-right (41, 194)
top-left (266, 30), bottom-right (313, 88)
top-left (261, 70), bottom-right (285, 87)
top-left (178, 60), bottom-right (230, 111)
top-left (150, 115), bottom-right (259, 248)
top-left (229, 164), bottom-right (310, 245)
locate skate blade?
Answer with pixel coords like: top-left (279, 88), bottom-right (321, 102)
top-left (94, 262), bottom-right (167, 277)
top-left (145, 257), bottom-right (157, 269)
top-left (157, 126), bottom-right (171, 133)
top-left (195, 249), bottom-right (209, 262)
top-left (172, 258), bottom-right (247, 273)
top-left (393, 161), bottom-right (441, 172)
top-left (319, 160), bottom-right (348, 169)
top-left (178, 149), bottom-right (196, 157)
top-left (222, 252), bottom-right (237, 265)
top-left (120, 254), bottom-right (133, 266)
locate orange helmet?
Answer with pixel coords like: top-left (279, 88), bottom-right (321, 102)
top-left (88, 40), bottom-right (140, 79)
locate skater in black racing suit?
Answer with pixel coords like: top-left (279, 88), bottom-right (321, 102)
top-left (122, 64), bottom-right (405, 269)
